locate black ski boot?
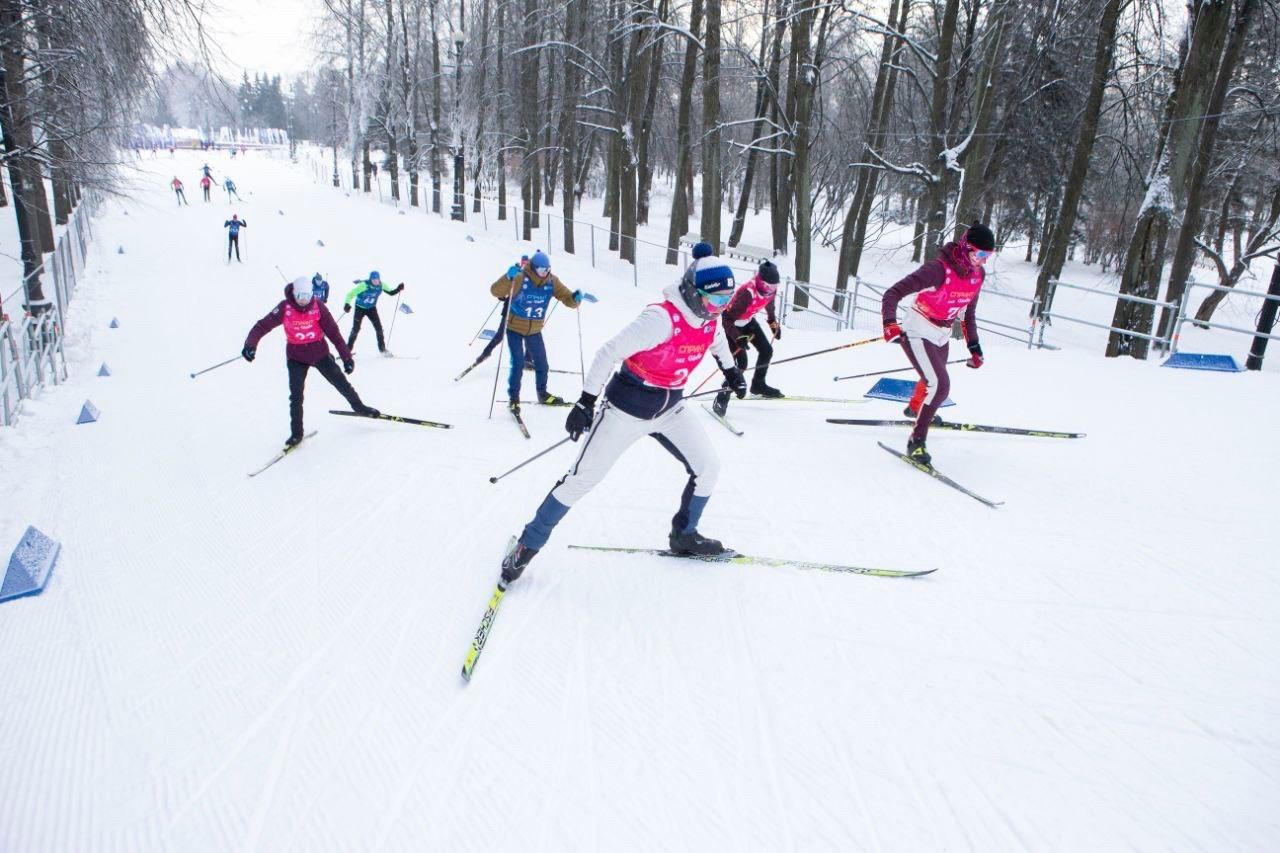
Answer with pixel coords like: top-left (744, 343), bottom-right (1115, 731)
top-left (712, 389), bottom-right (731, 417)
top-left (903, 404), bottom-right (944, 425)
top-left (906, 437), bottom-right (931, 466)
top-left (669, 528), bottom-right (728, 556)
top-left (538, 391), bottom-right (566, 405)
top-left (285, 433), bottom-right (304, 448)
top-left (508, 400), bottom-right (521, 415)
top-left (356, 405), bottom-right (381, 417)
top-left (749, 366), bottom-right (784, 398)
top-left (500, 539), bottom-right (538, 585)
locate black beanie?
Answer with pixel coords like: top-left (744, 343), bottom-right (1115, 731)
top-left (758, 260), bottom-right (781, 285)
top-left (965, 222), bottom-right (996, 252)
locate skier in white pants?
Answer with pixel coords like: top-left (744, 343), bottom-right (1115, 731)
top-left (499, 255), bottom-right (748, 585)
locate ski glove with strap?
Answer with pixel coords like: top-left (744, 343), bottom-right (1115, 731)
top-left (343, 303), bottom-right (352, 313)
top-left (769, 320), bottom-right (781, 340)
top-left (722, 366), bottom-right (748, 399)
top-left (241, 345), bottom-right (255, 362)
top-left (343, 358), bottom-right (355, 375)
top-left (566, 391), bottom-right (598, 441)
top-left (883, 322), bottom-right (903, 343)
top-left (966, 340), bottom-right (983, 369)
top-left (391, 283), bottom-right (405, 294)
top-left (573, 291), bottom-right (598, 304)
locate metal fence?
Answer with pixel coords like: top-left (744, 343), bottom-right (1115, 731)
top-left (297, 150), bottom-right (1275, 363)
top-left (1171, 278), bottom-right (1280, 360)
top-left (1, 195), bottom-right (98, 426)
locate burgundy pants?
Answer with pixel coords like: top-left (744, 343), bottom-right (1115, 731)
top-left (899, 336), bottom-right (950, 443)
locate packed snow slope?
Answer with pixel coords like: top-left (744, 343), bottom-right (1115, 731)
top-left (1, 151), bottom-right (1278, 850)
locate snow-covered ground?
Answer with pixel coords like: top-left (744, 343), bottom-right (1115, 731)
top-left (1, 150), bottom-right (1278, 850)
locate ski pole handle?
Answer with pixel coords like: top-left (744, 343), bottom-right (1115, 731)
top-left (189, 355), bottom-right (241, 379)
top-left (489, 437), bottom-right (573, 484)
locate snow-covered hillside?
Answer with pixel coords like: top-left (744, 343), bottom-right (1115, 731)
top-left (1, 151), bottom-right (1277, 850)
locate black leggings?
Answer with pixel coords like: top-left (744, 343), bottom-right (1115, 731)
top-left (287, 356), bottom-right (364, 437)
top-left (228, 234), bottom-right (240, 260)
top-left (726, 318), bottom-right (773, 370)
top-left (347, 306), bottom-right (385, 351)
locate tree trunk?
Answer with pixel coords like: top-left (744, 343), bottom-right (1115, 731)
top-left (665, 0), bottom-right (704, 264)
top-left (729, 0), bottom-right (780, 248)
top-left (496, 0), bottom-right (507, 220)
top-left (430, 0), bottom-right (444, 213)
top-left (1194, 183), bottom-right (1280, 322)
top-left (559, 0), bottom-right (587, 253)
top-left (519, 0), bottom-right (540, 242)
top-left (1159, 0), bottom-right (1258, 345)
top-left (1107, 1), bottom-right (1233, 358)
top-left (699, 0), bottom-right (722, 247)
top-left (401, 0), bottom-right (420, 206)
top-left (636, 0), bottom-right (669, 226)
top-left (836, 0), bottom-right (909, 288)
top-left (1034, 0), bottom-right (1123, 313)
top-left (0, 0), bottom-right (47, 301)
top-left (951, 0), bottom-right (1009, 242)
top-left (918, 0), bottom-right (962, 259)
top-left (769, 0), bottom-right (791, 255)
top-left (788, 0), bottom-right (822, 284)
top-left (384, 0), bottom-right (400, 201)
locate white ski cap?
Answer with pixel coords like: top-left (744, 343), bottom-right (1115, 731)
top-left (292, 276), bottom-right (314, 299)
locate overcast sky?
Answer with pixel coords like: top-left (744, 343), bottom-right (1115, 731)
top-left (203, 0), bottom-right (320, 80)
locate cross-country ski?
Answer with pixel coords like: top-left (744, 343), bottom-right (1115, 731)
top-left (248, 430), bottom-right (318, 477)
top-left (828, 418), bottom-right (1085, 438)
top-left (329, 409), bottom-right (452, 429)
top-left (567, 545), bottom-right (936, 578)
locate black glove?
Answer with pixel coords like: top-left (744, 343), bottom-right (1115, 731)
top-left (343, 358), bottom-right (355, 375)
top-left (722, 366), bottom-right (748, 399)
top-left (769, 320), bottom-right (781, 340)
top-left (392, 283), bottom-right (405, 294)
top-left (565, 392), bottom-right (598, 441)
top-left (343, 303), bottom-right (352, 313)
top-left (241, 345), bottom-right (255, 362)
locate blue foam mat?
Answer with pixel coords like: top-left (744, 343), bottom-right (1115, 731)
top-left (1, 526), bottom-right (61, 603)
top-left (1162, 352), bottom-right (1244, 372)
top-left (865, 376), bottom-right (956, 407)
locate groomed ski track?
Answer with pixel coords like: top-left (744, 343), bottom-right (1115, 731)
top-left (0, 150), bottom-right (1277, 849)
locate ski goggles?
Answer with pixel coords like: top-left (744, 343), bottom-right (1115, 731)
top-left (700, 289), bottom-right (734, 308)
top-left (534, 265), bottom-right (551, 277)
top-left (972, 249), bottom-right (993, 260)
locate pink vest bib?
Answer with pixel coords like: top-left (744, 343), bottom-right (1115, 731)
top-left (624, 301), bottom-right (716, 389)
top-left (914, 264), bottom-right (983, 323)
top-left (283, 300), bottom-right (323, 344)
top-left (737, 277), bottom-right (777, 322)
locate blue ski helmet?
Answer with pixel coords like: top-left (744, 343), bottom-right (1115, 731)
top-left (369, 270), bottom-right (381, 282)
top-left (530, 251), bottom-right (551, 275)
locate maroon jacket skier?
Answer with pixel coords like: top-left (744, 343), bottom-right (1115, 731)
top-left (882, 222), bottom-right (995, 465)
top-left (243, 277), bottom-right (378, 445)
top-left (714, 259), bottom-right (784, 415)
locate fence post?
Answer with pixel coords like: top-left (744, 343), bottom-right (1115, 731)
top-left (590, 224), bottom-right (596, 268)
top-left (1028, 295), bottom-right (1040, 349)
top-left (850, 276), bottom-right (862, 331)
top-left (1170, 282), bottom-right (1193, 356)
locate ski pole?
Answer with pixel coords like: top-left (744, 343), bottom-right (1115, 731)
top-left (274, 265), bottom-right (289, 283)
top-left (468, 302), bottom-right (500, 345)
top-left (189, 355), bottom-right (241, 378)
top-left (487, 324), bottom-right (507, 419)
top-left (577, 306), bottom-right (586, 383)
top-left (692, 334), bottom-right (883, 394)
top-left (489, 437), bottom-right (572, 484)
top-left (387, 291), bottom-right (403, 347)
top-left (833, 359), bottom-right (966, 382)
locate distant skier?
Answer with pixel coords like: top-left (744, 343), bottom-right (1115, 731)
top-left (199, 174), bottom-right (212, 202)
top-left (171, 177), bottom-right (188, 206)
top-left (882, 221), bottom-right (995, 465)
top-left (496, 255), bottom-right (748, 585)
top-left (201, 163), bottom-right (214, 180)
top-left (713, 259), bottom-right (783, 416)
top-left (224, 177), bottom-right (241, 202)
top-left (311, 273), bottom-right (330, 304)
top-left (224, 215), bottom-right (247, 262)
top-left (242, 276), bottom-right (379, 447)
top-left (343, 271), bottom-right (405, 354)
top-left (491, 251), bottom-right (583, 409)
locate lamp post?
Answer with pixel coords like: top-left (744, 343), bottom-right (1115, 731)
top-left (450, 26), bottom-right (467, 221)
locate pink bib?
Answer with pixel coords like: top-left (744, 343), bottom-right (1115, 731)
top-left (914, 264), bottom-right (983, 323)
top-left (624, 301), bottom-right (716, 389)
top-left (737, 276), bottom-right (777, 322)
top-left (283, 301), bottom-right (323, 344)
